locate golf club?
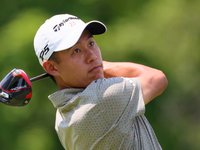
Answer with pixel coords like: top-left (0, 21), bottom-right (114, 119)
top-left (0, 69), bottom-right (49, 107)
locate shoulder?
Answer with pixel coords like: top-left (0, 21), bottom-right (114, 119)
top-left (87, 77), bottom-right (142, 96)
top-left (91, 77), bottom-right (141, 88)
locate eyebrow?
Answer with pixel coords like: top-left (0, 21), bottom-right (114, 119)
top-left (76, 34), bottom-right (93, 44)
top-left (67, 34), bottom-right (93, 51)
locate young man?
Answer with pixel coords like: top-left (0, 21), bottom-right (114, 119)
top-left (34, 14), bottom-right (168, 150)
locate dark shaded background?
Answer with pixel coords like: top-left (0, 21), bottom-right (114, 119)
top-left (0, 0), bottom-right (200, 149)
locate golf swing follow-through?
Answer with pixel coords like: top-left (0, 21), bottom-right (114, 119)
top-left (0, 69), bottom-right (49, 106)
top-left (2, 13), bottom-right (168, 149)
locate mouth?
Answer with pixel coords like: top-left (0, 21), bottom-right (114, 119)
top-left (89, 65), bottom-right (102, 73)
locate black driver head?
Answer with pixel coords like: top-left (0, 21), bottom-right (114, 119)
top-left (0, 69), bottom-right (32, 107)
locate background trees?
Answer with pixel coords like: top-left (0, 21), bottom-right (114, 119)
top-left (0, 0), bottom-right (200, 149)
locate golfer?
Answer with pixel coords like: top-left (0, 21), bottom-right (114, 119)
top-left (34, 14), bottom-right (168, 150)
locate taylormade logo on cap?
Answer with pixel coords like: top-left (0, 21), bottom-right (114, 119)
top-left (53, 17), bottom-right (79, 32)
top-left (34, 14), bottom-right (106, 66)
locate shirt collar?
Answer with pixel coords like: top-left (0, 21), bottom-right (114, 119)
top-left (48, 88), bottom-right (84, 107)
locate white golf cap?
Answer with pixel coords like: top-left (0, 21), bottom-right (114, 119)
top-left (34, 14), bottom-right (107, 66)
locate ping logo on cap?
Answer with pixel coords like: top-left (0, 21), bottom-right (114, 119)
top-left (40, 44), bottom-right (50, 61)
top-left (53, 17), bottom-right (80, 32)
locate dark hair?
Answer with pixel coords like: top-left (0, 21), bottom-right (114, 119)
top-left (49, 52), bottom-right (60, 64)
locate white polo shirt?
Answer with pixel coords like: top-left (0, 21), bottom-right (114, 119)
top-left (48, 77), bottom-right (162, 150)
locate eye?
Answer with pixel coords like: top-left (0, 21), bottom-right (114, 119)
top-left (73, 49), bottom-right (80, 53)
top-left (89, 41), bottom-right (94, 46)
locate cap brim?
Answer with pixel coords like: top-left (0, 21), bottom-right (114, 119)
top-left (85, 21), bottom-right (107, 35)
top-left (54, 21), bottom-right (106, 52)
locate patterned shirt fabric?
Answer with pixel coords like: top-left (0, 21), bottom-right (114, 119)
top-left (48, 77), bottom-right (162, 150)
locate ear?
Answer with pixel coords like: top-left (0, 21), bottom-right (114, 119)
top-left (43, 60), bottom-right (60, 76)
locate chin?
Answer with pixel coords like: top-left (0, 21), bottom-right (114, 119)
top-left (95, 74), bottom-right (104, 80)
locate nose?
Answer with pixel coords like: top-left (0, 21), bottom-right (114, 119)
top-left (86, 49), bottom-right (97, 63)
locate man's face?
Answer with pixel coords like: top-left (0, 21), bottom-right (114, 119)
top-left (53, 30), bottom-right (104, 89)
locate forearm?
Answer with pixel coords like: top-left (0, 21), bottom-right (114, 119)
top-left (103, 61), bottom-right (154, 78)
top-left (103, 61), bottom-right (168, 104)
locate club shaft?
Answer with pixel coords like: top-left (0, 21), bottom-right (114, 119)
top-left (30, 73), bottom-right (49, 82)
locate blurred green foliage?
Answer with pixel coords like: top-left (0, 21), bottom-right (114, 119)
top-left (0, 0), bottom-right (200, 149)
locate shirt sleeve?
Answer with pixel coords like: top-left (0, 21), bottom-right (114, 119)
top-left (96, 77), bottom-right (145, 118)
